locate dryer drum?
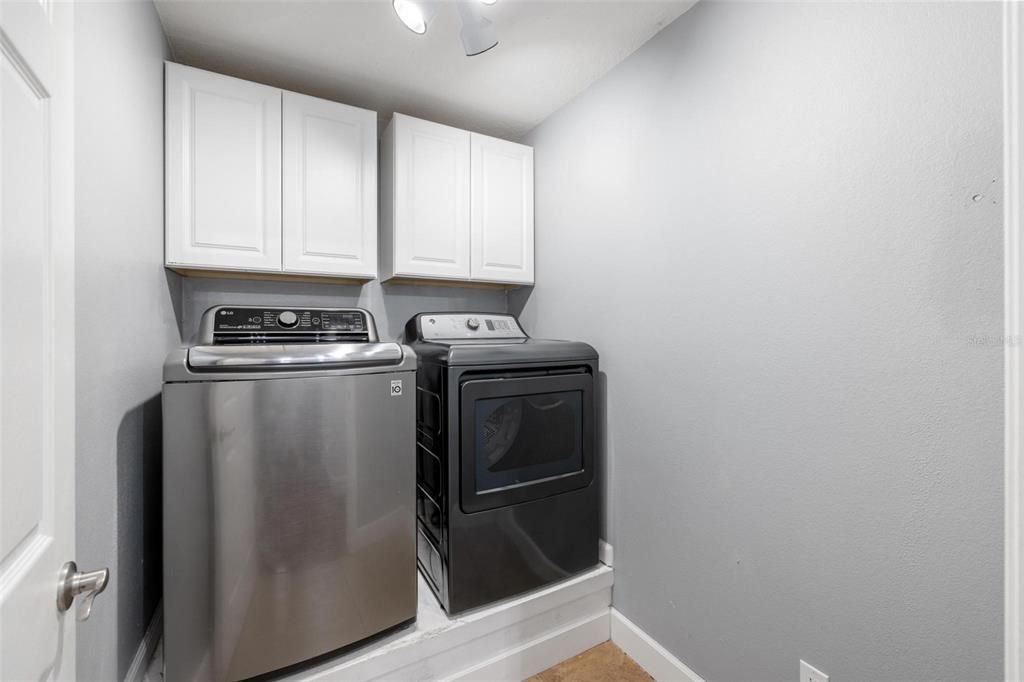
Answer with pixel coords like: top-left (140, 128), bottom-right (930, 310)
top-left (483, 400), bottom-right (522, 465)
top-left (482, 395), bottom-right (576, 472)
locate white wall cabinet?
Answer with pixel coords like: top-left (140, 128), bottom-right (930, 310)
top-left (470, 133), bottom-right (534, 284)
top-left (165, 63), bottom-right (378, 280)
top-left (381, 114), bottom-right (534, 286)
top-left (282, 91), bottom-right (377, 277)
top-left (381, 114), bottom-right (472, 281)
top-left (165, 63), bottom-right (282, 271)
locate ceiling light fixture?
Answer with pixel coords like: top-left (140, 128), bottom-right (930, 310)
top-left (393, 0), bottom-right (433, 34)
top-left (456, 0), bottom-right (498, 56)
top-left (393, 0), bottom-right (498, 56)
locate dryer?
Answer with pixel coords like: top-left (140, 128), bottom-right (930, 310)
top-left (406, 312), bottom-right (599, 614)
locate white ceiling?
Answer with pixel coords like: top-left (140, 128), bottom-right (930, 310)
top-left (154, 0), bottom-right (697, 139)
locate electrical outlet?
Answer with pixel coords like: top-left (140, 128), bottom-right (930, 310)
top-left (800, 660), bottom-right (829, 682)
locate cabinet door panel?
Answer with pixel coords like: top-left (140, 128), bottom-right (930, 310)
top-left (166, 63), bottom-right (282, 271)
top-left (393, 115), bottom-right (471, 279)
top-left (283, 92), bottom-right (377, 277)
top-left (470, 134), bottom-right (534, 284)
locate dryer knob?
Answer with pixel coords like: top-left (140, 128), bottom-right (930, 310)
top-left (466, 317), bottom-right (480, 331)
top-left (277, 311), bottom-right (299, 328)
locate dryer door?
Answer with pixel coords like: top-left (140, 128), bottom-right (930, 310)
top-left (459, 370), bottom-right (594, 514)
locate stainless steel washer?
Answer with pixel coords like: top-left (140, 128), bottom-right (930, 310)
top-left (162, 305), bottom-right (416, 682)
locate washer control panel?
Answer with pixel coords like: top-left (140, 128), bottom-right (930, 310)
top-left (213, 307), bottom-right (368, 333)
top-left (202, 306), bottom-right (376, 344)
top-left (417, 313), bottom-right (526, 340)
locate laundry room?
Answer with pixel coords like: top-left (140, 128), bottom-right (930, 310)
top-left (0, 0), bottom-right (1012, 681)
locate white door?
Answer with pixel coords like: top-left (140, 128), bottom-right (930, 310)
top-left (165, 63), bottom-right (282, 272)
top-left (282, 92), bottom-right (377, 278)
top-left (470, 133), bottom-right (534, 284)
top-left (0, 0), bottom-right (79, 679)
top-left (392, 114), bottom-right (471, 280)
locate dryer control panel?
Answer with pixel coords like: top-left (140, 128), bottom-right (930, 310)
top-left (415, 313), bottom-right (527, 340)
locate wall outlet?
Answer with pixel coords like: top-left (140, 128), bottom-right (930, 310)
top-left (800, 660), bottom-right (829, 682)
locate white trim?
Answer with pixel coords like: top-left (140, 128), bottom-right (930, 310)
top-left (599, 539), bottom-right (614, 567)
top-left (610, 609), bottom-right (703, 682)
top-left (289, 566), bottom-right (613, 681)
top-left (124, 602), bottom-right (163, 682)
top-left (1008, 1), bottom-right (1023, 680)
top-left (447, 611), bottom-right (609, 681)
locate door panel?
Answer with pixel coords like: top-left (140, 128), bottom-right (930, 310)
top-left (1, 49), bottom-right (48, 560)
top-left (0, 0), bottom-right (77, 678)
top-left (470, 133), bottom-right (534, 284)
top-left (165, 63), bottom-right (282, 271)
top-left (393, 115), bottom-right (471, 279)
top-left (460, 373), bottom-right (594, 514)
top-left (283, 92), bottom-right (377, 277)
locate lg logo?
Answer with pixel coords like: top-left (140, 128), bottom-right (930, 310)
top-left (390, 380), bottom-right (403, 397)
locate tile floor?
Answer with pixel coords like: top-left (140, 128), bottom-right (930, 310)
top-left (527, 642), bottom-right (652, 682)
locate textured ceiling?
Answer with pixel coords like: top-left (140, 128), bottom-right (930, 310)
top-left (154, 0), bottom-right (697, 139)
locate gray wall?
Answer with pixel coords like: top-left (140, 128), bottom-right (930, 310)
top-left (515, 2), bottom-right (1004, 680)
top-left (75, 1), bottom-right (179, 679)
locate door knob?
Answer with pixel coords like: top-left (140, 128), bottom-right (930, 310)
top-left (56, 561), bottom-right (109, 621)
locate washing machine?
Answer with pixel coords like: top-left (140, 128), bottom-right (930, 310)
top-left (162, 305), bottom-right (417, 682)
top-left (405, 312), bottom-right (599, 614)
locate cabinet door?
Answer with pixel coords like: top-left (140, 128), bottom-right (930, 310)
top-left (470, 133), bottom-right (534, 284)
top-left (392, 114), bottom-right (471, 280)
top-left (282, 92), bottom-right (377, 278)
top-left (165, 63), bottom-right (282, 271)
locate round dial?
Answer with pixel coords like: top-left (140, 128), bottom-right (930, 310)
top-left (277, 311), bottom-right (299, 328)
top-left (466, 317), bottom-right (481, 331)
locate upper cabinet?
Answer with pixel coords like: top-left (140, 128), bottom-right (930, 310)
top-left (470, 134), bottom-right (534, 285)
top-left (383, 115), bottom-right (471, 281)
top-left (165, 63), bottom-right (282, 272)
top-left (165, 63), bottom-right (378, 281)
top-left (282, 92), bottom-right (377, 278)
top-left (165, 68), bottom-right (533, 286)
top-left (381, 114), bottom-right (534, 286)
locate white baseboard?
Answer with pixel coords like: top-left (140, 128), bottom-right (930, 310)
top-left (610, 609), bottom-right (703, 682)
top-left (448, 610), bottom-right (609, 681)
top-left (599, 540), bottom-right (614, 567)
top-left (125, 601), bottom-right (163, 682)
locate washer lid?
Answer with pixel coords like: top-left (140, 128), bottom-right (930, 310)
top-left (186, 342), bottom-right (405, 371)
top-left (164, 304), bottom-right (412, 381)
